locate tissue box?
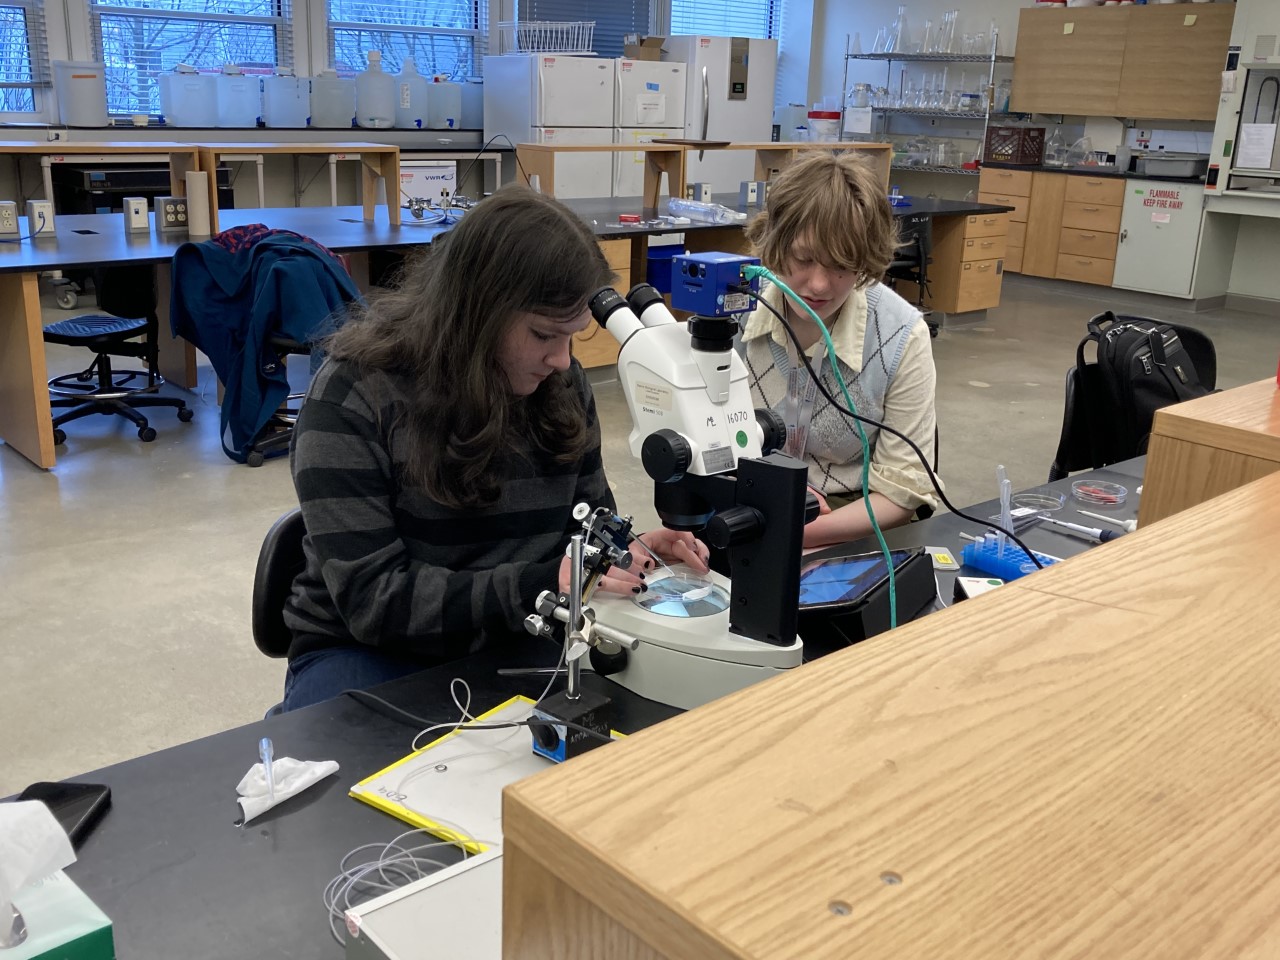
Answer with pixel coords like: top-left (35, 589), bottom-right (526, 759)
top-left (9, 871), bottom-right (113, 960)
top-left (623, 34), bottom-right (665, 61)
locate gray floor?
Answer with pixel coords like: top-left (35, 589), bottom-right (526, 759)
top-left (1, 276), bottom-right (1275, 798)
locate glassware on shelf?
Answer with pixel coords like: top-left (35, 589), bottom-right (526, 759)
top-left (996, 79), bottom-right (1012, 113)
top-left (1044, 126), bottom-right (1067, 167)
top-left (851, 31), bottom-right (863, 55)
top-left (850, 83), bottom-right (871, 108)
top-left (872, 27), bottom-right (888, 54)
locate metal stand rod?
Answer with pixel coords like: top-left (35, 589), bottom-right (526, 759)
top-left (567, 535), bottom-right (584, 700)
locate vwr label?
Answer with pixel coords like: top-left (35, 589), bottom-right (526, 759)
top-left (723, 292), bottom-right (752, 313)
top-left (634, 381), bottom-right (673, 411)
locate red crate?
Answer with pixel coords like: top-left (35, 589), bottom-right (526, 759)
top-left (984, 126), bottom-right (1045, 165)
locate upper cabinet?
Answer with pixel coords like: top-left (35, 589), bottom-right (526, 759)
top-left (1012, 4), bottom-right (1235, 121)
top-left (1012, 7), bottom-right (1129, 117)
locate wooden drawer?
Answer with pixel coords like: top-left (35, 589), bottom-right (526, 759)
top-left (1061, 201), bottom-right (1123, 233)
top-left (977, 194), bottom-right (1027, 223)
top-left (1004, 244), bottom-right (1024, 274)
top-left (963, 234), bottom-right (1007, 262)
top-left (1058, 226), bottom-right (1119, 259)
top-left (1064, 175), bottom-right (1125, 207)
top-left (979, 167), bottom-right (1033, 197)
top-left (1008, 221), bottom-right (1027, 248)
top-left (573, 267), bottom-right (627, 367)
top-left (1056, 253), bottom-right (1115, 286)
top-left (963, 211), bottom-right (1010, 237)
top-left (598, 238), bottom-right (633, 272)
top-left (955, 258), bottom-right (1003, 312)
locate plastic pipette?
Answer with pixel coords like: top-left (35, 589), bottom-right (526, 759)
top-left (1041, 516), bottom-right (1124, 543)
top-left (996, 465), bottom-right (1012, 554)
top-left (629, 535), bottom-right (677, 579)
top-left (259, 737), bottom-right (275, 804)
top-left (1077, 509), bottom-right (1137, 533)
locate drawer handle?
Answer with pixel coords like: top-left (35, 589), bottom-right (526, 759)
top-left (1078, 233), bottom-right (1096, 239)
top-left (1076, 259), bottom-right (1092, 265)
top-left (981, 241), bottom-right (994, 247)
top-left (1085, 179), bottom-right (1102, 185)
top-left (978, 264), bottom-right (992, 272)
top-left (1082, 206), bottom-right (1100, 212)
top-left (983, 217), bottom-right (997, 224)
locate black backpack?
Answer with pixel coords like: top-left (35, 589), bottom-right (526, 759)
top-left (1049, 312), bottom-right (1216, 479)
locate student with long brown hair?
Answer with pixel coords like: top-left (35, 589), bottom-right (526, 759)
top-left (280, 186), bottom-right (708, 711)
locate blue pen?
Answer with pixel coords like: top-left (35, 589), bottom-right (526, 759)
top-left (259, 737), bottom-right (275, 803)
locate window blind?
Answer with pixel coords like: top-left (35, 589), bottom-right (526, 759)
top-left (669, 0), bottom-right (779, 40)
top-left (91, 0), bottom-right (293, 115)
top-left (0, 0), bottom-right (47, 113)
top-left (327, 0), bottom-right (483, 78)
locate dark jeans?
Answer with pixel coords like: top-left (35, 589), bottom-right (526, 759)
top-left (282, 646), bottom-right (424, 712)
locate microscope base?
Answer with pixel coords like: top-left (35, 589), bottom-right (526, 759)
top-left (530, 689), bottom-right (612, 764)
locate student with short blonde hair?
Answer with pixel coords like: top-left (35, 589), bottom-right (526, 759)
top-left (739, 152), bottom-right (940, 550)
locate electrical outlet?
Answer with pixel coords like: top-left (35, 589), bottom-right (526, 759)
top-left (155, 196), bottom-right (188, 235)
top-left (25, 200), bottom-right (54, 238)
top-left (46, 128), bottom-right (67, 142)
top-left (0, 201), bottom-right (18, 237)
top-left (123, 196), bottom-right (149, 233)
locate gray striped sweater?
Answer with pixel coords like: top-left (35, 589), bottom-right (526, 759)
top-left (283, 357), bottom-right (614, 663)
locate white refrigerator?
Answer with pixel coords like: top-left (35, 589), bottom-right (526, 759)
top-left (613, 59), bottom-right (687, 197)
top-left (662, 35), bottom-right (778, 193)
top-left (483, 55), bottom-right (616, 198)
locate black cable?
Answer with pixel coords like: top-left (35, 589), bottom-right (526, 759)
top-left (746, 292), bottom-right (1047, 569)
top-left (340, 688), bottom-right (613, 743)
top-left (454, 133), bottom-right (530, 195)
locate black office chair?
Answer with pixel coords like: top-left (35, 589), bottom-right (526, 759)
top-left (886, 214), bottom-right (936, 338)
top-left (252, 507), bottom-right (307, 658)
top-left (1048, 315), bottom-right (1216, 480)
top-left (244, 336), bottom-right (311, 467)
top-left (42, 266), bottom-right (193, 444)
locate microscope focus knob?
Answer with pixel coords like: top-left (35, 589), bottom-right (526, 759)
top-left (641, 429), bottom-right (692, 483)
top-left (704, 505), bottom-right (766, 549)
top-left (755, 407), bottom-right (787, 455)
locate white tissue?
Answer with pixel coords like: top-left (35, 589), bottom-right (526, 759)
top-left (0, 801), bottom-right (76, 925)
top-left (236, 757), bottom-right (340, 824)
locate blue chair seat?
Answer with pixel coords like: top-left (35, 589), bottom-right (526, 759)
top-left (43, 314), bottom-right (148, 347)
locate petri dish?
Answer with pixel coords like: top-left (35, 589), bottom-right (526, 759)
top-left (1012, 490), bottom-right (1067, 512)
top-left (633, 574), bottom-right (729, 619)
top-left (1071, 479), bottom-right (1127, 506)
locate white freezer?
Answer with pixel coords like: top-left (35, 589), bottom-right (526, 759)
top-left (613, 127), bottom-right (681, 197)
top-left (530, 126), bottom-right (614, 199)
top-left (615, 60), bottom-right (687, 128)
top-left (483, 55), bottom-right (616, 141)
top-left (663, 35), bottom-right (777, 192)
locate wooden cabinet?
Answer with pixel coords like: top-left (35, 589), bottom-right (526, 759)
top-left (923, 213), bottom-right (1008, 314)
top-left (978, 167), bottom-right (1031, 272)
top-left (1005, 171), bottom-right (1122, 286)
top-left (1012, 5), bottom-right (1235, 122)
top-left (1117, 4), bottom-right (1236, 122)
top-left (1140, 380), bottom-right (1280, 526)
top-left (1011, 7), bottom-right (1128, 116)
top-left (1021, 172), bottom-right (1068, 278)
top-left (572, 238), bottom-right (632, 367)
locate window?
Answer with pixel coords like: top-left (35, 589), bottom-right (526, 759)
top-left (327, 0), bottom-right (484, 78)
top-left (669, 0), bottom-right (779, 40)
top-left (0, 0), bottom-right (47, 114)
top-left (517, 0), bottom-right (649, 60)
top-left (91, 0), bottom-right (293, 115)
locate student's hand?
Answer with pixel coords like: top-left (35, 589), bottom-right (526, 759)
top-left (558, 553), bottom-right (647, 597)
top-left (634, 528), bottom-right (711, 575)
top-left (808, 486), bottom-right (832, 516)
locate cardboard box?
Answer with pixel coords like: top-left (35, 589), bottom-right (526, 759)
top-left (623, 35), bottom-right (665, 61)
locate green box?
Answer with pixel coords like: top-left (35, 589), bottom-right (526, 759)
top-left (8, 871), bottom-right (113, 960)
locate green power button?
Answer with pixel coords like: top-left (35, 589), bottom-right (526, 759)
top-left (735, 430), bottom-right (748, 448)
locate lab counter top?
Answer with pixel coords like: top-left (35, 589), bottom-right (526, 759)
top-left (983, 160), bottom-right (1206, 184)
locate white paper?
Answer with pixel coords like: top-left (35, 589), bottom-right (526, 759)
top-left (843, 106), bottom-right (873, 135)
top-left (1238, 123), bottom-right (1278, 170)
top-left (0, 802), bottom-right (76, 917)
top-left (634, 94), bottom-right (666, 125)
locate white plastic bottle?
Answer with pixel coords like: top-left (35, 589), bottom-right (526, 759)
top-left (355, 51), bottom-right (395, 129)
top-left (394, 57), bottom-right (431, 130)
top-left (428, 76), bottom-right (462, 130)
top-left (666, 197), bottom-right (747, 224)
top-left (160, 64), bottom-right (218, 127)
top-left (216, 64), bottom-right (261, 127)
top-left (310, 70), bottom-right (355, 128)
top-left (261, 72), bottom-right (309, 128)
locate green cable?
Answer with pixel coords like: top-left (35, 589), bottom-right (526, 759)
top-left (741, 264), bottom-right (898, 628)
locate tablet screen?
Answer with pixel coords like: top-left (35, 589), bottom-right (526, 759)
top-left (798, 551), bottom-right (914, 607)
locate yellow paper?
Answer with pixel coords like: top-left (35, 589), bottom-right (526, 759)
top-left (1184, 14), bottom-right (1196, 26)
top-left (1063, 22), bottom-right (1074, 35)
